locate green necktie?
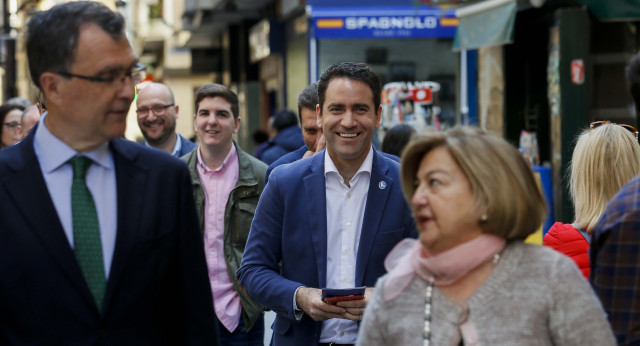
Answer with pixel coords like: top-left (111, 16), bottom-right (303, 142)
top-left (70, 156), bottom-right (106, 311)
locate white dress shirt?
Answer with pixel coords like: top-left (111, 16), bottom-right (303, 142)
top-left (320, 147), bottom-right (373, 344)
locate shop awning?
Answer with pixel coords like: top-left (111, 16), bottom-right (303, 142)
top-left (183, 30), bottom-right (221, 49)
top-left (307, 5), bottom-right (458, 40)
top-left (452, 0), bottom-right (517, 51)
top-left (576, 0), bottom-right (640, 21)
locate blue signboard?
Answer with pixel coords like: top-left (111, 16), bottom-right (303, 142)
top-left (309, 6), bottom-right (458, 40)
top-left (307, 0), bottom-right (427, 6)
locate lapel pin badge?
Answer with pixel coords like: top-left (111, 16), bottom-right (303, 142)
top-left (378, 181), bottom-right (387, 190)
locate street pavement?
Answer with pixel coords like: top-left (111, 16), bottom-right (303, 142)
top-left (263, 310), bottom-right (275, 345)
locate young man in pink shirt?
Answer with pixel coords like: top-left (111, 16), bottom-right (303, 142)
top-left (181, 84), bottom-right (267, 344)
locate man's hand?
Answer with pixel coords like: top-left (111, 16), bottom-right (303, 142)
top-left (336, 287), bottom-right (374, 321)
top-left (302, 134), bottom-right (326, 159)
top-left (296, 287), bottom-right (347, 321)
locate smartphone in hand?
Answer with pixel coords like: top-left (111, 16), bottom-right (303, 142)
top-left (321, 287), bottom-right (366, 305)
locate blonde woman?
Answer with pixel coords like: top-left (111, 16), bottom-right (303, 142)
top-left (357, 126), bottom-right (615, 345)
top-left (543, 121), bottom-right (640, 279)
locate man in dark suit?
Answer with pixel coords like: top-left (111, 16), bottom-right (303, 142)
top-left (0, 2), bottom-right (218, 344)
top-left (136, 82), bottom-right (196, 157)
top-left (237, 62), bottom-right (417, 345)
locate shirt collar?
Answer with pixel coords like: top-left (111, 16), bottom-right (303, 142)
top-left (196, 142), bottom-right (237, 172)
top-left (34, 112), bottom-right (113, 173)
top-left (171, 134), bottom-right (182, 156)
top-left (324, 145), bottom-right (374, 182)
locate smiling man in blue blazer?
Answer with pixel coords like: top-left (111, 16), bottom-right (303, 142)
top-left (238, 62), bottom-right (416, 346)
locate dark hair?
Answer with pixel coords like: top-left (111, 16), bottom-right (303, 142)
top-left (36, 89), bottom-right (46, 111)
top-left (297, 82), bottom-right (318, 122)
top-left (382, 124), bottom-right (416, 157)
top-left (194, 84), bottom-right (239, 119)
top-left (627, 53), bottom-right (640, 115)
top-left (271, 109), bottom-right (298, 131)
top-left (26, 1), bottom-right (126, 89)
top-left (252, 129), bottom-right (269, 144)
top-left (317, 62), bottom-right (381, 114)
top-left (0, 103), bottom-right (26, 126)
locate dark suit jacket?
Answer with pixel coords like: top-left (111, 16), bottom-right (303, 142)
top-left (237, 147), bottom-right (416, 346)
top-left (0, 129), bottom-right (218, 345)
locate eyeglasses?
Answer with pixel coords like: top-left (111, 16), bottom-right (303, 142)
top-left (2, 121), bottom-right (21, 132)
top-left (57, 62), bottom-right (147, 88)
top-left (136, 104), bottom-right (175, 116)
top-left (590, 121), bottom-right (639, 139)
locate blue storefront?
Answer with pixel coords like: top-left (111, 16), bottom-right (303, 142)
top-left (305, 0), bottom-right (478, 126)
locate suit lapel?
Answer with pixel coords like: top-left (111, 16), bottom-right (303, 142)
top-left (304, 152), bottom-right (328, 288)
top-left (356, 150), bottom-right (392, 286)
top-left (1, 133), bottom-right (94, 306)
top-left (101, 139), bottom-right (148, 310)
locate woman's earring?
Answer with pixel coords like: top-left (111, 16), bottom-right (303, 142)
top-left (481, 214), bottom-right (488, 222)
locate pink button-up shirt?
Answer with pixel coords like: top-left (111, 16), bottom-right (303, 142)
top-left (197, 145), bottom-right (241, 332)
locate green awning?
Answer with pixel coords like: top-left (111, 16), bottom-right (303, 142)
top-left (453, 0), bottom-right (517, 51)
top-left (576, 0), bottom-right (640, 21)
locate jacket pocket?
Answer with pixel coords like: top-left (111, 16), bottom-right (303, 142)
top-left (234, 201), bottom-right (257, 245)
top-left (272, 315), bottom-right (292, 336)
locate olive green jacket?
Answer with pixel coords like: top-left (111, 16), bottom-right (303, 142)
top-left (181, 142), bottom-right (267, 332)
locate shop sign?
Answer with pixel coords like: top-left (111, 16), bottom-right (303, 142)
top-left (382, 81), bottom-right (438, 105)
top-left (249, 20), bottom-right (271, 63)
top-left (380, 81), bottom-right (442, 132)
top-left (312, 13), bottom-right (458, 39)
top-left (249, 19), bottom-right (283, 63)
top-left (571, 59), bottom-right (585, 85)
top-left (412, 88), bottom-right (433, 103)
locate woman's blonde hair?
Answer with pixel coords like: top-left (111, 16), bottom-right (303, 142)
top-left (570, 123), bottom-right (640, 231)
top-left (401, 126), bottom-right (548, 240)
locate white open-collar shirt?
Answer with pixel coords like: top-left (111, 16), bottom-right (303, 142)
top-left (321, 146), bottom-right (373, 344)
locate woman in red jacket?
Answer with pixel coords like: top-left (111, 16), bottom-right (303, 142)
top-left (544, 121), bottom-right (640, 279)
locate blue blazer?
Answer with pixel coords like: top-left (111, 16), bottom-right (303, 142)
top-left (177, 133), bottom-right (196, 157)
top-left (238, 147), bottom-right (416, 346)
top-left (265, 145), bottom-right (308, 183)
top-left (0, 128), bottom-right (218, 345)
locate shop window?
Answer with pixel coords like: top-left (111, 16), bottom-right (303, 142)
top-left (191, 48), bottom-right (222, 74)
top-left (589, 21), bottom-right (636, 121)
top-left (390, 62), bottom-right (415, 82)
top-left (148, 0), bottom-right (163, 19)
top-left (365, 47), bottom-right (388, 65)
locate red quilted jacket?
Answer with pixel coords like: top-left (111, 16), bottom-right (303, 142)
top-left (542, 222), bottom-right (590, 280)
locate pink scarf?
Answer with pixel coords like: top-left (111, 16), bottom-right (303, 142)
top-left (383, 235), bottom-right (506, 301)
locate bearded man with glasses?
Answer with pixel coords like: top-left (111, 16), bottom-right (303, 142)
top-left (0, 1), bottom-right (219, 344)
top-left (136, 83), bottom-right (196, 157)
